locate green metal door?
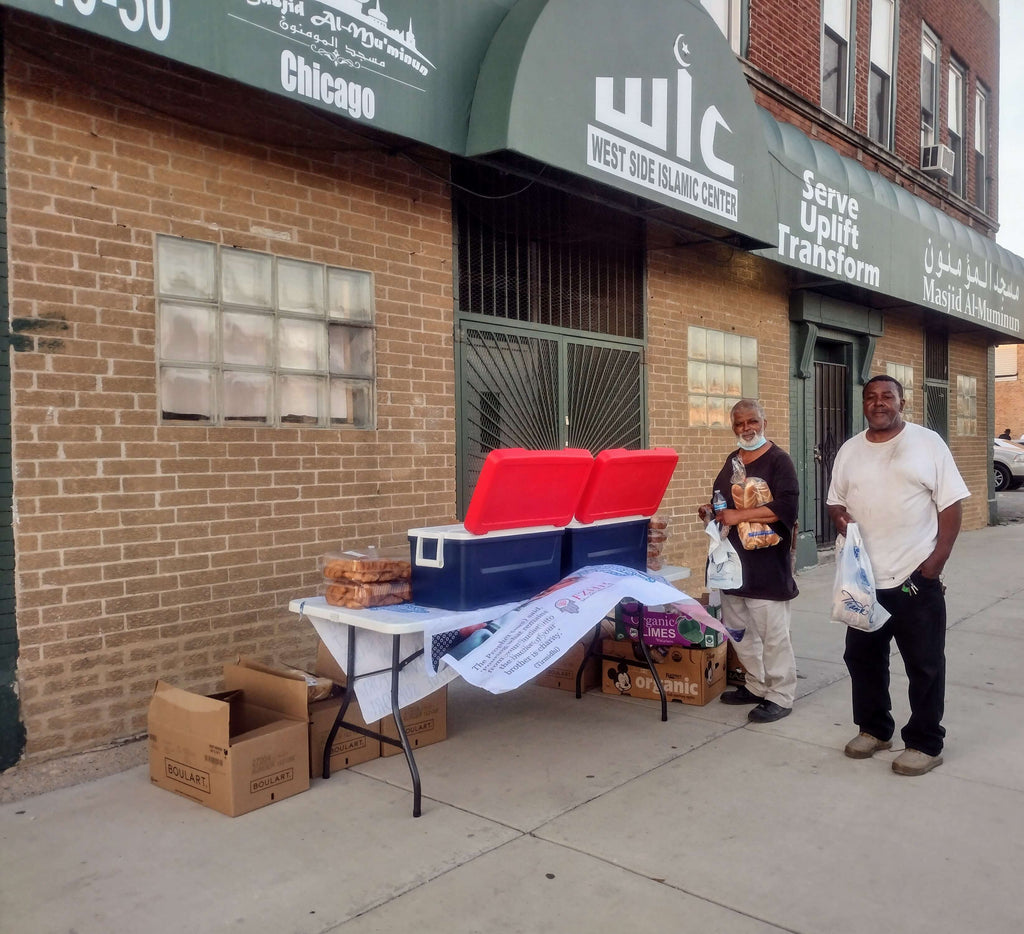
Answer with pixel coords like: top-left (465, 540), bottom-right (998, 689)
top-left (455, 320), bottom-right (645, 513)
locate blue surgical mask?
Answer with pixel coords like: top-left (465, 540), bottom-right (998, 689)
top-left (736, 432), bottom-right (768, 452)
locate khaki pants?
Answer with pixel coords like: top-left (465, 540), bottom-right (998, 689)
top-left (720, 595), bottom-right (797, 707)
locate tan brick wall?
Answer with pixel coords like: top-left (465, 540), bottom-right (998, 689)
top-left (6, 26), bottom-right (457, 760)
top-left (646, 244), bottom-right (793, 594)
top-left (871, 321), bottom-right (991, 532)
top-left (995, 345), bottom-right (1024, 437)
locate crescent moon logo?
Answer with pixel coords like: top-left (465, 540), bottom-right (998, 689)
top-left (674, 33), bottom-right (691, 68)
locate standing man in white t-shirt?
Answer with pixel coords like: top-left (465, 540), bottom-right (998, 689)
top-left (826, 375), bottom-right (969, 776)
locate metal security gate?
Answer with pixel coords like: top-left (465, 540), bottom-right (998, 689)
top-left (455, 322), bottom-right (644, 512)
top-left (814, 360), bottom-right (847, 546)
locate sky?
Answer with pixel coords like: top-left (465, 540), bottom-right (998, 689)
top-left (998, 4), bottom-right (1024, 257)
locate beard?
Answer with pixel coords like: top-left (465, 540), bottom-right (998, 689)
top-left (736, 432), bottom-right (768, 451)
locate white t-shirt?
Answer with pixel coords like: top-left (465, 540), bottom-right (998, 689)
top-left (826, 422), bottom-right (970, 588)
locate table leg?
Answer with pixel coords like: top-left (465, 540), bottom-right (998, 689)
top-left (323, 623), bottom-right (359, 779)
top-left (575, 623), bottom-right (604, 698)
top-left (389, 633), bottom-right (422, 818)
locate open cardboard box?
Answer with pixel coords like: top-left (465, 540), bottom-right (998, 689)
top-left (147, 659), bottom-right (310, 817)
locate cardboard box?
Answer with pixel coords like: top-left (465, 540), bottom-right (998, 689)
top-left (726, 641), bottom-right (747, 686)
top-left (308, 696), bottom-right (381, 774)
top-left (533, 619), bottom-right (614, 692)
top-left (380, 686), bottom-right (448, 757)
top-left (600, 638), bottom-right (727, 706)
top-left (147, 661), bottom-right (310, 816)
top-left (615, 599), bottom-right (725, 648)
top-left (239, 654), bottom-right (380, 777)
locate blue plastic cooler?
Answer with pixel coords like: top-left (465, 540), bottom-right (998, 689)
top-left (561, 448), bottom-right (678, 575)
top-left (408, 524), bottom-right (564, 610)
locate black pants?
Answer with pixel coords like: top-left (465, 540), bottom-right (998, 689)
top-left (843, 570), bottom-right (947, 757)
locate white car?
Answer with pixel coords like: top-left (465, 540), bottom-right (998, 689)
top-left (993, 438), bottom-right (1024, 491)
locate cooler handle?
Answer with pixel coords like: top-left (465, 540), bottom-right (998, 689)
top-left (413, 532), bottom-right (446, 569)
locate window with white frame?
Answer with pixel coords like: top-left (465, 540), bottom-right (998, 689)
top-left (868, 0), bottom-right (895, 146)
top-left (687, 326), bottom-right (758, 428)
top-left (947, 59), bottom-right (966, 197)
top-left (822, 0), bottom-right (852, 120)
top-left (956, 374), bottom-right (977, 435)
top-left (156, 236), bottom-right (375, 428)
top-left (975, 83), bottom-right (989, 211)
top-left (921, 27), bottom-right (940, 147)
top-left (701, 0), bottom-right (743, 54)
top-left (995, 344), bottom-right (1018, 381)
top-left (885, 362), bottom-right (915, 422)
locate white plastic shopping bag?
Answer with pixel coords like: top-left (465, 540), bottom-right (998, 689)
top-left (831, 522), bottom-right (890, 631)
top-left (705, 520), bottom-right (743, 591)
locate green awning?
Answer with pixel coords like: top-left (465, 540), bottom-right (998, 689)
top-left (465, 0), bottom-right (778, 245)
top-left (7, 0), bottom-right (777, 245)
top-left (757, 109), bottom-right (1024, 341)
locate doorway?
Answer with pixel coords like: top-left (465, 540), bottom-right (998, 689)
top-left (813, 344), bottom-right (849, 548)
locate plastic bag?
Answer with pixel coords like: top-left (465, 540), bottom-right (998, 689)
top-left (830, 523), bottom-right (890, 631)
top-left (729, 456), bottom-right (781, 550)
top-left (705, 520), bottom-right (743, 590)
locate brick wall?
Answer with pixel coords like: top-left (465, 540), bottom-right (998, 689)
top-left (5, 23), bottom-right (457, 760)
top-left (748, 0), bottom-right (998, 229)
top-left (871, 317), bottom-right (991, 531)
top-left (646, 243), bottom-right (793, 593)
top-left (995, 345), bottom-right (1024, 437)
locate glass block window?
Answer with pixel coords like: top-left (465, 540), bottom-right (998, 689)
top-left (956, 374), bottom-right (977, 436)
top-left (885, 362), bottom-right (915, 423)
top-left (157, 236), bottom-right (374, 427)
top-left (687, 326), bottom-right (758, 428)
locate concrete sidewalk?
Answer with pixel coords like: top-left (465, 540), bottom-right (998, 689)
top-left (3, 515), bottom-right (1024, 934)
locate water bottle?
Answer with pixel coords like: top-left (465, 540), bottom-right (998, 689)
top-left (712, 490), bottom-right (727, 514)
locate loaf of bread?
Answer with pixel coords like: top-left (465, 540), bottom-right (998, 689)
top-left (731, 478), bottom-right (781, 549)
top-left (322, 556), bottom-right (411, 582)
top-left (323, 579), bottom-right (412, 608)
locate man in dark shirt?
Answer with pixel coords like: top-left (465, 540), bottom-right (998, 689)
top-left (698, 399), bottom-right (800, 722)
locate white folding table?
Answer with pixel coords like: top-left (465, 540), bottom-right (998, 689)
top-left (290, 565), bottom-right (690, 818)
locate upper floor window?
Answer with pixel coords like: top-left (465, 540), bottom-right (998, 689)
top-left (947, 59), bottom-right (966, 197)
top-left (822, 0), bottom-right (852, 120)
top-left (921, 27), bottom-right (940, 147)
top-left (701, 0), bottom-right (743, 54)
top-left (868, 0), bottom-right (895, 146)
top-left (975, 83), bottom-right (989, 212)
top-left (156, 236), bottom-right (375, 428)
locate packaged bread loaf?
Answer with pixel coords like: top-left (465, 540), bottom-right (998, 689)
top-left (320, 547), bottom-right (411, 583)
top-left (730, 458), bottom-right (781, 550)
top-left (321, 578), bottom-right (412, 608)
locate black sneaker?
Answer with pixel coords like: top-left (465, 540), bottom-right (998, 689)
top-left (747, 700), bottom-right (792, 722)
top-left (720, 685), bottom-right (761, 705)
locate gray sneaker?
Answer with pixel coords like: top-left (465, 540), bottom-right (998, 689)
top-left (892, 748), bottom-right (943, 776)
top-left (844, 732), bottom-right (893, 759)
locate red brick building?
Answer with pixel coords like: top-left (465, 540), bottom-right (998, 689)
top-left (0, 1), bottom-right (1018, 769)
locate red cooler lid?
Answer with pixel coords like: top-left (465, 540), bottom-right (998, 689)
top-left (463, 448), bottom-right (594, 534)
top-left (574, 448), bottom-right (679, 523)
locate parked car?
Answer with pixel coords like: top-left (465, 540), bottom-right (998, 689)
top-left (993, 438), bottom-right (1024, 491)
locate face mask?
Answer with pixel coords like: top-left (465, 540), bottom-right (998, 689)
top-left (736, 432), bottom-right (768, 451)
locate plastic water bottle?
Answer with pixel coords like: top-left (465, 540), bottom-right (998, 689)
top-left (712, 490), bottom-right (727, 514)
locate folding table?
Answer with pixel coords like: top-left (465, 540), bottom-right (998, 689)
top-left (290, 563), bottom-right (691, 817)
top-left (289, 596), bottom-right (510, 818)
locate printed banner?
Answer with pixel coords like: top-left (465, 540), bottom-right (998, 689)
top-left (424, 565), bottom-right (689, 694)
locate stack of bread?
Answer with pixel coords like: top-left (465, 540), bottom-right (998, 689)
top-left (647, 514), bottom-right (669, 570)
top-left (731, 477), bottom-right (781, 549)
top-left (319, 548), bottom-right (412, 608)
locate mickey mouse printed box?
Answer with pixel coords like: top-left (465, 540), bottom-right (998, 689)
top-left (600, 639), bottom-right (727, 706)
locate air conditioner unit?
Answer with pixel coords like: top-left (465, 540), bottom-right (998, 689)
top-left (921, 144), bottom-right (955, 178)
